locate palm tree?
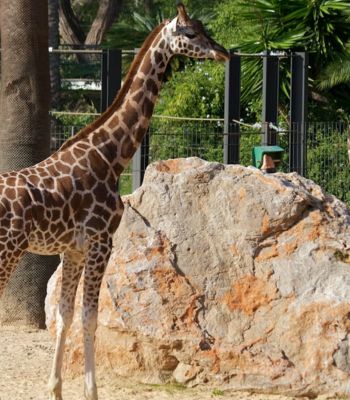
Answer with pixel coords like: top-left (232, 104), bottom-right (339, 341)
top-left (232, 0), bottom-right (350, 109)
top-left (317, 53), bottom-right (350, 89)
top-left (105, 4), bottom-right (217, 50)
top-left (0, 0), bottom-right (59, 327)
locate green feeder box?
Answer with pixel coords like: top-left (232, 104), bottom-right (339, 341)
top-left (252, 146), bottom-right (284, 173)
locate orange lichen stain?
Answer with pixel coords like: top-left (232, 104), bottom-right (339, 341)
top-left (307, 210), bottom-right (323, 241)
top-left (115, 253), bottom-right (144, 265)
top-left (283, 241), bottom-right (298, 256)
top-left (155, 159), bottom-right (181, 173)
top-left (130, 231), bottom-right (146, 240)
top-left (256, 173), bottom-right (284, 193)
top-left (155, 159), bottom-right (194, 174)
top-left (282, 302), bottom-right (350, 373)
top-left (153, 268), bottom-right (185, 293)
top-left (238, 187), bottom-right (246, 201)
top-left (223, 275), bottom-right (278, 315)
top-left (279, 209), bottom-right (324, 248)
top-left (152, 268), bottom-right (195, 319)
top-left (229, 244), bottom-right (239, 256)
top-left (255, 244), bottom-right (279, 262)
top-left (180, 294), bottom-right (202, 326)
top-left (261, 214), bottom-right (271, 235)
top-left (145, 243), bottom-right (168, 261)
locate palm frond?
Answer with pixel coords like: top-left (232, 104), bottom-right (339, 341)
top-left (317, 55), bottom-right (350, 89)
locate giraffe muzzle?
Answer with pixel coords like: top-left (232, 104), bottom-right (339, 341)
top-left (211, 41), bottom-right (230, 62)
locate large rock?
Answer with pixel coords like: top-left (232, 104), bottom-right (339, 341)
top-left (45, 157), bottom-right (350, 397)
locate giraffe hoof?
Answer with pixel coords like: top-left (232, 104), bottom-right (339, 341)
top-left (48, 394), bottom-right (63, 400)
top-left (48, 377), bottom-right (63, 400)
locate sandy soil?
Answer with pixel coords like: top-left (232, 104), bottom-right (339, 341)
top-left (0, 326), bottom-right (336, 400)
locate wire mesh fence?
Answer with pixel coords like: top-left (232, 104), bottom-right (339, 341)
top-left (50, 114), bottom-right (350, 206)
top-left (306, 122), bottom-right (349, 205)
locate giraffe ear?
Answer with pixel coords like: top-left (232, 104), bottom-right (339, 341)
top-left (176, 2), bottom-right (190, 25)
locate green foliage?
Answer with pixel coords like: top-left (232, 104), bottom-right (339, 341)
top-left (236, 0), bottom-right (350, 60)
top-left (104, 11), bottom-right (165, 50)
top-left (232, 0), bottom-right (350, 108)
top-left (118, 165), bottom-right (132, 196)
top-left (52, 112), bottom-right (96, 129)
top-left (156, 62), bottom-right (225, 118)
top-left (306, 127), bottom-right (350, 205)
top-left (212, 388), bottom-right (224, 396)
top-left (61, 58), bottom-right (100, 80)
top-left (71, 0), bottom-right (100, 34)
top-left (105, 1), bottom-right (218, 50)
top-left (55, 0), bottom-right (350, 207)
top-left (317, 52), bottom-right (350, 89)
top-left (149, 119), bottom-right (224, 163)
top-left (211, 0), bottom-right (259, 49)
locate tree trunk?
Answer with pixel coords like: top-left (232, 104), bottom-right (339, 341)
top-left (59, 0), bottom-right (123, 49)
top-left (49, 0), bottom-right (61, 109)
top-left (59, 0), bottom-right (86, 46)
top-left (85, 0), bottom-right (122, 45)
top-left (144, 0), bottom-right (153, 15)
top-left (0, 0), bottom-right (59, 328)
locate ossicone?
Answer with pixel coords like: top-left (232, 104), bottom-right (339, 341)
top-left (176, 2), bottom-right (190, 24)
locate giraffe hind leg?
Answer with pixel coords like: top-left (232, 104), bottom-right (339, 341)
top-left (48, 250), bottom-right (85, 400)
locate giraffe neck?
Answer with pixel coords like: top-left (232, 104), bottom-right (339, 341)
top-left (107, 31), bottom-right (171, 167)
top-left (59, 24), bottom-right (172, 182)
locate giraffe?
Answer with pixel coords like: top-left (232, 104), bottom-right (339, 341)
top-left (0, 3), bottom-right (229, 400)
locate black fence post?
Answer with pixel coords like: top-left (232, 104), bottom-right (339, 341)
top-left (224, 50), bottom-right (241, 164)
top-left (290, 52), bottom-right (308, 175)
top-left (132, 131), bottom-right (149, 192)
top-left (262, 51), bottom-right (279, 145)
top-left (100, 49), bottom-right (122, 112)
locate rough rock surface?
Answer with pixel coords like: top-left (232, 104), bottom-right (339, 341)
top-left (46, 157), bottom-right (350, 397)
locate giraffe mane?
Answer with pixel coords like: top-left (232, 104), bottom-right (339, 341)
top-left (59, 22), bottom-right (167, 151)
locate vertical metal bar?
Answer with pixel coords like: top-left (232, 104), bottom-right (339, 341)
top-left (100, 49), bottom-right (122, 112)
top-left (101, 50), bottom-right (107, 112)
top-left (132, 147), bottom-right (142, 192)
top-left (141, 130), bottom-right (149, 184)
top-left (262, 51), bottom-right (279, 145)
top-left (224, 50), bottom-right (241, 164)
top-left (290, 52), bottom-right (308, 175)
top-left (132, 130), bottom-right (149, 191)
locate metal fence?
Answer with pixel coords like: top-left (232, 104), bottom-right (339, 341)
top-left (50, 115), bottom-right (350, 206)
top-left (306, 122), bottom-right (349, 205)
top-left (48, 47), bottom-right (134, 114)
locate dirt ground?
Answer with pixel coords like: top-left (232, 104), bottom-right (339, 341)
top-left (0, 326), bottom-right (338, 400)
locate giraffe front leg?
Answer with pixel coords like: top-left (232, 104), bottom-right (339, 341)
top-left (0, 246), bottom-right (24, 298)
top-left (82, 238), bottom-right (112, 400)
top-left (48, 250), bottom-right (85, 400)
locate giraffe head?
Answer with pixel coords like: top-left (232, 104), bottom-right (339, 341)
top-left (165, 3), bottom-right (229, 62)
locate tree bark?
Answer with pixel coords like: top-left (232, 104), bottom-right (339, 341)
top-left (0, 0), bottom-right (59, 328)
top-left (59, 0), bottom-right (86, 46)
top-left (144, 0), bottom-right (153, 15)
top-left (85, 0), bottom-right (122, 45)
top-left (49, 0), bottom-right (61, 109)
top-left (59, 0), bottom-right (123, 47)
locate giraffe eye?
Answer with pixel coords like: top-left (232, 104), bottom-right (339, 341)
top-left (185, 33), bottom-right (196, 39)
